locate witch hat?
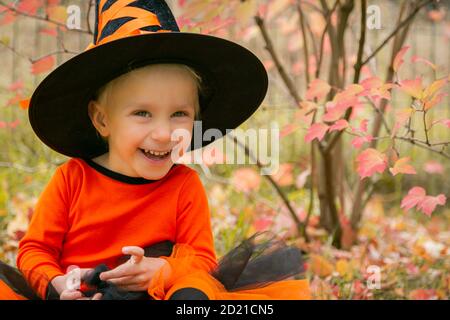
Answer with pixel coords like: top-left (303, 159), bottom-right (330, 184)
top-left (28, 0), bottom-right (268, 159)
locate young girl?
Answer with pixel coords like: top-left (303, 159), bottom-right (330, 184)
top-left (0, 0), bottom-right (311, 300)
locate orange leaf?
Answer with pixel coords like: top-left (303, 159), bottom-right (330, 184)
top-left (280, 123), bottom-right (299, 138)
top-left (31, 56), bottom-right (55, 74)
top-left (305, 79), bottom-right (331, 101)
top-left (272, 163), bottom-right (294, 186)
top-left (232, 168), bottom-right (261, 192)
top-left (309, 254), bottom-right (334, 278)
top-left (411, 55), bottom-right (437, 70)
top-left (399, 77), bottom-right (423, 100)
top-left (393, 46), bottom-right (410, 72)
top-left (46, 5), bottom-right (67, 24)
top-left (422, 77), bottom-right (448, 101)
top-left (235, 0), bottom-right (257, 26)
top-left (333, 84), bottom-right (364, 103)
top-left (389, 157), bottom-right (417, 176)
top-left (19, 99), bottom-right (30, 110)
top-left (424, 92), bottom-right (447, 110)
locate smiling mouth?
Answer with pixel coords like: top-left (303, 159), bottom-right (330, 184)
top-left (139, 148), bottom-right (171, 161)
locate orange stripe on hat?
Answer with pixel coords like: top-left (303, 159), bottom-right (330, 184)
top-left (94, 0), bottom-right (163, 47)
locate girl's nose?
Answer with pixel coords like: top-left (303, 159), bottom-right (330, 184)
top-left (150, 123), bottom-right (172, 142)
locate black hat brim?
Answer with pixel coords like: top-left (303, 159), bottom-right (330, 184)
top-left (28, 32), bottom-right (268, 159)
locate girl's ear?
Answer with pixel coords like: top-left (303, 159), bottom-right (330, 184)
top-left (88, 100), bottom-right (109, 138)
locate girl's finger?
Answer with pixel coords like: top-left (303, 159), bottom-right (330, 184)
top-left (60, 290), bottom-right (83, 300)
top-left (118, 284), bottom-right (146, 292)
top-left (122, 246), bottom-right (145, 264)
top-left (100, 263), bottom-right (137, 280)
top-left (91, 293), bottom-right (103, 300)
top-left (105, 275), bottom-right (136, 285)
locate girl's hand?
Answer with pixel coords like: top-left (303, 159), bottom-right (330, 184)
top-left (60, 289), bottom-right (102, 300)
top-left (99, 246), bottom-right (169, 292)
top-left (51, 268), bottom-right (102, 300)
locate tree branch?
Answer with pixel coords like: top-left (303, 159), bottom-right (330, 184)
top-left (255, 15), bottom-right (303, 105)
top-left (360, 0), bottom-right (433, 66)
top-left (228, 134), bottom-right (305, 236)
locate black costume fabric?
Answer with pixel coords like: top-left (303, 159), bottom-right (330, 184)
top-left (0, 232), bottom-right (305, 300)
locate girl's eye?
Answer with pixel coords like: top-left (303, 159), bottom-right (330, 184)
top-left (135, 111), bottom-right (151, 117)
top-left (172, 111), bottom-right (188, 117)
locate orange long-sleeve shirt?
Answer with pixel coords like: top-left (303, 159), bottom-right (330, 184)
top-left (16, 158), bottom-right (217, 299)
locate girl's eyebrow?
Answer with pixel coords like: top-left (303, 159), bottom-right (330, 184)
top-left (125, 103), bottom-right (194, 111)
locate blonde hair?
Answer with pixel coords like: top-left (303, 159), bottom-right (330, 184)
top-left (94, 63), bottom-right (203, 120)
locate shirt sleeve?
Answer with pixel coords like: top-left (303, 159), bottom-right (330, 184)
top-left (16, 166), bottom-right (69, 299)
top-left (175, 169), bottom-right (217, 272)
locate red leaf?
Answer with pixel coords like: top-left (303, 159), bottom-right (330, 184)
top-left (401, 187), bottom-right (426, 211)
top-left (305, 123), bottom-right (329, 142)
top-left (351, 135), bottom-right (373, 149)
top-left (356, 148), bottom-right (387, 179)
top-left (31, 56), bottom-right (55, 74)
top-left (40, 27), bottom-right (58, 37)
top-left (328, 119), bottom-right (349, 132)
top-left (393, 46), bottom-right (410, 72)
top-left (322, 97), bottom-right (359, 122)
top-left (17, 0), bottom-right (43, 15)
top-left (359, 119), bottom-right (368, 133)
top-left (360, 76), bottom-right (383, 91)
top-left (401, 187), bottom-right (446, 217)
top-left (0, 9), bottom-right (16, 26)
top-left (423, 160), bottom-right (444, 174)
top-left (8, 80), bottom-right (23, 91)
top-left (417, 195), bottom-right (446, 217)
top-left (9, 119), bottom-right (20, 128)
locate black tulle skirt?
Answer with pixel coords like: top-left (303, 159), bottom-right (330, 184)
top-left (0, 232), bottom-right (311, 300)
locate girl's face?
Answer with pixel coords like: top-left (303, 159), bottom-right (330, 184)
top-left (88, 64), bottom-right (198, 180)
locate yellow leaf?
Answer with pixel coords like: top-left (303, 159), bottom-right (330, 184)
top-left (309, 254), bottom-right (334, 278)
top-left (335, 259), bottom-right (348, 276)
top-left (46, 6), bottom-right (68, 24)
top-left (422, 77), bottom-right (448, 101)
top-left (0, 36), bottom-right (10, 46)
top-left (236, 0), bottom-right (257, 26)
